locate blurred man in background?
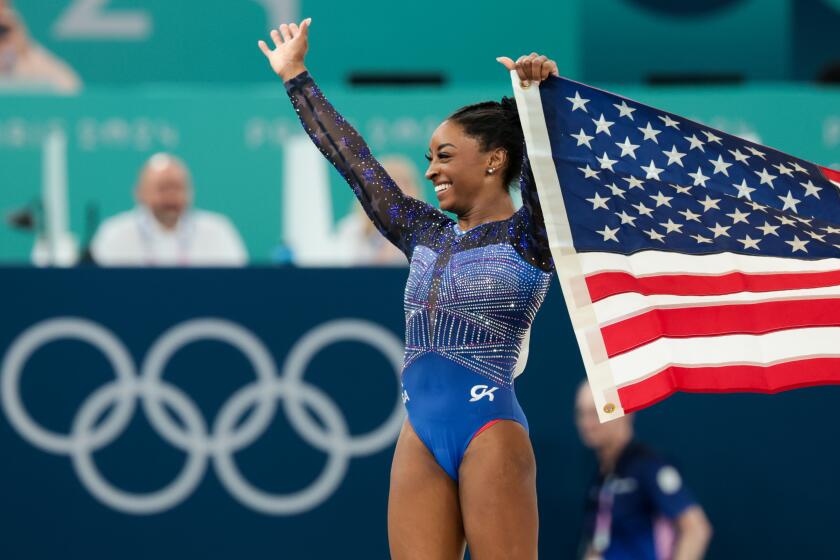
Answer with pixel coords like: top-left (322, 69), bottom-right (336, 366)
top-left (575, 383), bottom-right (712, 560)
top-left (331, 155), bottom-right (425, 266)
top-left (92, 153), bottom-right (247, 266)
top-left (0, 0), bottom-right (80, 93)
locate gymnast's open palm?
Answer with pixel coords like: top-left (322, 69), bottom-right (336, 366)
top-left (258, 18), bottom-right (311, 81)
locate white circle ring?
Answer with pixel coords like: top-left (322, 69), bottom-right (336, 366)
top-left (1, 318), bottom-right (137, 454)
top-left (280, 319), bottom-right (405, 456)
top-left (213, 379), bottom-right (350, 515)
top-left (70, 381), bottom-right (209, 515)
top-left (140, 319), bottom-right (279, 454)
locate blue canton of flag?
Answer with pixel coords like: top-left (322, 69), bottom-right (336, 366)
top-left (541, 79), bottom-right (840, 259)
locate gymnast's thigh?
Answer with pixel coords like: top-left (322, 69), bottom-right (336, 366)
top-left (458, 420), bottom-right (538, 560)
top-left (388, 419), bottom-right (466, 560)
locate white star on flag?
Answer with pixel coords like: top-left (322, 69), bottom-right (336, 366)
top-left (688, 166), bottom-right (710, 187)
top-left (662, 145), bottom-right (687, 167)
top-left (613, 100), bottom-right (636, 119)
top-left (592, 114), bottom-right (615, 136)
top-left (597, 225), bottom-right (620, 242)
top-left (754, 168), bottom-right (777, 188)
top-left (737, 235), bottom-right (761, 250)
top-left (615, 210), bottom-right (637, 226)
top-left (698, 195), bottom-right (721, 212)
top-left (586, 192), bottom-right (611, 210)
top-left (596, 152), bottom-right (619, 171)
top-left (784, 236), bottom-right (809, 253)
top-left (684, 134), bottom-right (705, 152)
top-left (659, 219), bottom-right (683, 233)
top-left (708, 222), bottom-right (731, 238)
top-left (637, 122), bottom-right (662, 143)
top-left (726, 209), bottom-right (751, 224)
top-left (747, 146), bottom-right (766, 159)
top-left (756, 222), bottom-right (780, 236)
top-left (669, 183), bottom-right (692, 195)
top-left (632, 202), bottom-right (654, 217)
top-left (728, 148), bottom-right (751, 163)
top-left (657, 114), bottom-right (680, 129)
top-left (649, 191), bottom-right (673, 207)
top-left (800, 180), bottom-right (822, 198)
top-left (578, 165), bottom-right (600, 179)
top-left (606, 182), bottom-right (627, 198)
top-left (640, 160), bottom-right (665, 181)
top-left (623, 176), bottom-right (645, 190)
top-left (773, 163), bottom-right (794, 177)
top-left (777, 191), bottom-right (801, 213)
top-left (733, 179), bottom-right (756, 200)
top-left (644, 228), bottom-right (666, 242)
top-left (566, 91), bottom-right (590, 112)
top-left (709, 155), bottom-right (733, 176)
top-left (571, 129), bottom-right (594, 148)
top-left (616, 137), bottom-right (640, 159)
top-left (678, 208), bottom-right (702, 222)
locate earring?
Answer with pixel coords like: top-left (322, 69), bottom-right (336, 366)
top-left (488, 167), bottom-right (495, 174)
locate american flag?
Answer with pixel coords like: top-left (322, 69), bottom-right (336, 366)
top-left (512, 74), bottom-right (840, 421)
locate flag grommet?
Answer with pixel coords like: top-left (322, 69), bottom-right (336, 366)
top-left (603, 403), bottom-right (616, 414)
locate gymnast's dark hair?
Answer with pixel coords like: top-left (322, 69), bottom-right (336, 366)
top-left (447, 96), bottom-right (524, 191)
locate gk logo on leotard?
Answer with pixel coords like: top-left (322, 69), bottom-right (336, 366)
top-left (469, 385), bottom-right (498, 402)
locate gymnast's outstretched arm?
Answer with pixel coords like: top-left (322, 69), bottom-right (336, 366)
top-left (258, 19), bottom-right (451, 258)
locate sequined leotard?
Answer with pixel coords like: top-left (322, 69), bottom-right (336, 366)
top-left (285, 72), bottom-right (555, 480)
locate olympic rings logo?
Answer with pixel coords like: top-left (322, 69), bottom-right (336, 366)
top-left (0, 317), bottom-right (405, 516)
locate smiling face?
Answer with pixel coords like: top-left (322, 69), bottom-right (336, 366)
top-left (424, 119), bottom-right (506, 215)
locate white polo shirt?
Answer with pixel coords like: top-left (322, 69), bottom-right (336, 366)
top-left (91, 207), bottom-right (247, 266)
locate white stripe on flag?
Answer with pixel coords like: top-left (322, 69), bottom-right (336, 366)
top-left (594, 285), bottom-right (840, 324)
top-left (608, 327), bottom-right (840, 386)
top-left (579, 250), bottom-right (840, 277)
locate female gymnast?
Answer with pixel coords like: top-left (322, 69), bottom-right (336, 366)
top-left (259, 19), bottom-right (558, 559)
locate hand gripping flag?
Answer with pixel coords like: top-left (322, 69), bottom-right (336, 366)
top-left (512, 74), bottom-right (840, 422)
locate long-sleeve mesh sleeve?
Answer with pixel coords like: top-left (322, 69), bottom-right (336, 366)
top-left (284, 71), bottom-right (451, 259)
top-left (510, 149), bottom-right (555, 272)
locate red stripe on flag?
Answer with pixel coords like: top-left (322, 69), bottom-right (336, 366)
top-left (602, 298), bottom-right (840, 357)
top-left (586, 269), bottom-right (840, 302)
top-left (819, 165), bottom-right (840, 184)
top-left (617, 358), bottom-right (840, 413)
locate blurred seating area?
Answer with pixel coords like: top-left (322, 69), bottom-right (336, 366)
top-left (1, 0), bottom-right (838, 266)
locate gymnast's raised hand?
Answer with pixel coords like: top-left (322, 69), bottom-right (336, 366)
top-left (257, 18), bottom-right (311, 82)
top-left (496, 53), bottom-right (560, 87)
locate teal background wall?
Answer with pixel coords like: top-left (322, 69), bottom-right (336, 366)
top-left (11, 0), bottom-right (580, 86)
top-left (582, 0), bottom-right (791, 81)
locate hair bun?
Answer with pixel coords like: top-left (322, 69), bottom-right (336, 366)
top-left (500, 96), bottom-right (519, 117)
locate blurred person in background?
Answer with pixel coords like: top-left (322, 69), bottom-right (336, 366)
top-left (0, 0), bottom-right (80, 93)
top-left (575, 383), bottom-right (712, 560)
top-left (91, 153), bottom-right (247, 266)
top-left (333, 155), bottom-right (424, 266)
